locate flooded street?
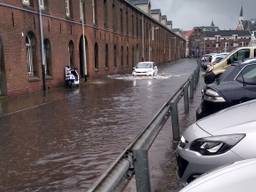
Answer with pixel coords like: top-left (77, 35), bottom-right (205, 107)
top-left (0, 59), bottom-right (198, 192)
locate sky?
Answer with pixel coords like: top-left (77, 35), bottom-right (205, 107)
top-left (151, 0), bottom-right (256, 31)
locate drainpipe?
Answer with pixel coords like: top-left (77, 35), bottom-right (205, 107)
top-left (81, 0), bottom-right (87, 81)
top-left (38, 0), bottom-right (46, 94)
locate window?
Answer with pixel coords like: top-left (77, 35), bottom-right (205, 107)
top-left (105, 44), bottom-right (109, 68)
top-left (39, 0), bottom-right (48, 10)
top-left (94, 43), bottom-right (99, 69)
top-left (114, 45), bottom-right (117, 67)
top-left (121, 46), bottom-right (124, 67)
top-left (26, 32), bottom-right (38, 77)
top-left (44, 39), bottom-right (52, 76)
top-left (120, 9), bottom-right (123, 33)
top-left (254, 49), bottom-right (256, 57)
top-left (65, 0), bottom-right (72, 18)
top-left (230, 49), bottom-right (250, 63)
top-left (126, 47), bottom-right (129, 67)
top-left (80, 0), bottom-right (86, 23)
top-left (236, 64), bottom-right (256, 85)
top-left (104, 0), bottom-right (108, 28)
top-left (112, 3), bottom-right (116, 32)
top-left (126, 11), bottom-right (128, 35)
top-left (132, 15), bottom-right (134, 36)
top-left (22, 0), bottom-right (31, 6)
top-left (68, 40), bottom-right (75, 67)
top-left (92, 0), bottom-right (97, 25)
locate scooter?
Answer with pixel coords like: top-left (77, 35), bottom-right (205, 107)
top-left (64, 66), bottom-right (80, 88)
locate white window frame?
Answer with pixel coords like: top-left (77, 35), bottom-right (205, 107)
top-left (26, 36), bottom-right (34, 76)
top-left (65, 0), bottom-right (71, 18)
top-left (39, 0), bottom-right (45, 10)
top-left (22, 0), bottom-right (31, 6)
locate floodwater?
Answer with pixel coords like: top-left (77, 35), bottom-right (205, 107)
top-left (0, 59), bottom-right (198, 192)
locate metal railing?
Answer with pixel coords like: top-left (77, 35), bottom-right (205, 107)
top-left (88, 63), bottom-right (200, 192)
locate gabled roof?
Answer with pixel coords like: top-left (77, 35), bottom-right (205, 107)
top-left (128, 0), bottom-right (150, 5)
top-left (150, 9), bottom-right (161, 14)
top-left (204, 30), bottom-right (251, 37)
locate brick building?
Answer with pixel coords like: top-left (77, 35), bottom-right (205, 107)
top-left (0, 0), bottom-right (185, 96)
top-left (189, 22), bottom-right (251, 57)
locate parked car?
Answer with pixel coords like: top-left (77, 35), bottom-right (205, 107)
top-left (196, 59), bottom-right (256, 119)
top-left (132, 61), bottom-right (158, 77)
top-left (200, 53), bottom-right (216, 70)
top-left (179, 159), bottom-right (256, 192)
top-left (210, 52), bottom-right (229, 65)
top-left (177, 99), bottom-right (256, 184)
top-left (204, 46), bottom-right (256, 84)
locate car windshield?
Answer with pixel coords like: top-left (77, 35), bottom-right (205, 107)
top-left (136, 63), bottom-right (153, 68)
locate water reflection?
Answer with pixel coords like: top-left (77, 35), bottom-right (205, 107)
top-left (0, 59), bottom-right (196, 191)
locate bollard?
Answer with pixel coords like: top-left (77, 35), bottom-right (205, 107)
top-left (170, 102), bottom-right (180, 141)
top-left (183, 84), bottom-right (189, 114)
top-left (133, 149), bottom-right (151, 192)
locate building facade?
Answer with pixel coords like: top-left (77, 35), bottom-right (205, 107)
top-left (0, 0), bottom-right (185, 96)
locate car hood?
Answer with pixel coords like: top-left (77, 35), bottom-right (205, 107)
top-left (134, 68), bottom-right (152, 72)
top-left (180, 159), bottom-right (256, 192)
top-left (196, 99), bottom-right (256, 135)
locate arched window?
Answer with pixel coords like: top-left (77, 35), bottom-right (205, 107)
top-left (68, 40), bottom-right (75, 67)
top-left (114, 44), bottom-right (117, 67)
top-left (94, 43), bottom-right (99, 69)
top-left (121, 46), bottom-right (124, 67)
top-left (26, 32), bottom-right (38, 77)
top-left (44, 39), bottom-right (52, 76)
top-left (126, 46), bottom-right (129, 67)
top-left (105, 44), bottom-right (109, 68)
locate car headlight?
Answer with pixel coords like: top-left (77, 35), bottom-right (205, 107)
top-left (204, 88), bottom-right (226, 102)
top-left (207, 65), bottom-right (214, 72)
top-left (190, 134), bottom-right (245, 155)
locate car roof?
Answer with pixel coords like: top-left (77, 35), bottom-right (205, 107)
top-left (180, 159), bottom-right (256, 192)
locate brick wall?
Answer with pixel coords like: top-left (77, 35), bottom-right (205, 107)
top-left (0, 0), bottom-right (185, 96)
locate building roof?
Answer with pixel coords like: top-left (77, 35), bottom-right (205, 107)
top-left (150, 9), bottom-right (161, 14)
top-left (204, 30), bottom-right (251, 37)
top-left (128, 0), bottom-right (150, 5)
top-left (183, 30), bottom-right (193, 38)
top-left (167, 20), bottom-right (172, 25)
top-left (161, 15), bottom-right (167, 20)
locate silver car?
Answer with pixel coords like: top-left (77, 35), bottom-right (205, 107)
top-left (177, 99), bottom-right (256, 183)
top-left (180, 159), bottom-right (256, 192)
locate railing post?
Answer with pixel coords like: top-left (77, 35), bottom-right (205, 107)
top-left (133, 149), bottom-right (151, 192)
top-left (183, 84), bottom-right (189, 114)
top-left (170, 102), bottom-right (180, 141)
top-left (190, 75), bottom-right (194, 99)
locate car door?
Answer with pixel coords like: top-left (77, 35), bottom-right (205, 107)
top-left (229, 48), bottom-right (250, 63)
top-left (234, 64), bottom-right (256, 103)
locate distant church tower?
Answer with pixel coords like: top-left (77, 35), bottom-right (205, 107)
top-left (237, 5), bottom-right (244, 30)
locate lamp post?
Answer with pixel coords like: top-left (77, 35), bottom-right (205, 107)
top-left (38, 0), bottom-right (46, 94)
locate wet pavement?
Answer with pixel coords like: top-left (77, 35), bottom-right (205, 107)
top-left (0, 59), bottom-right (201, 192)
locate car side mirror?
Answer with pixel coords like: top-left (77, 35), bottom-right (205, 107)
top-left (227, 58), bottom-right (231, 65)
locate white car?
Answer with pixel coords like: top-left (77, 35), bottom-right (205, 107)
top-left (132, 62), bottom-right (158, 77)
top-left (180, 159), bottom-right (256, 192)
top-left (177, 99), bottom-right (256, 184)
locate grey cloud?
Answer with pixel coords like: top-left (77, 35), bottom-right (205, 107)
top-left (151, 0), bottom-right (256, 30)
